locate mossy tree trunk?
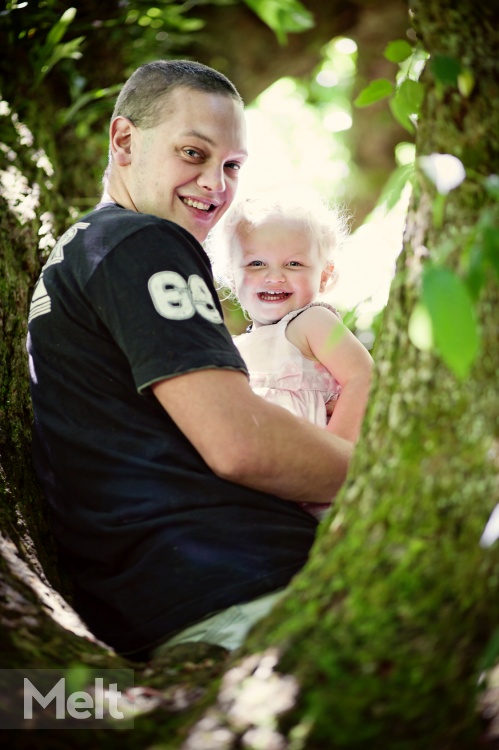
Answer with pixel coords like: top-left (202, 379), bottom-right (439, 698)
top-left (180, 3), bottom-right (499, 748)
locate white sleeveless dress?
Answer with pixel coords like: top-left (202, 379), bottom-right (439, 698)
top-left (234, 302), bottom-right (342, 428)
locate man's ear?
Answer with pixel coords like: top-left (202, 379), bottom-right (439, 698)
top-left (109, 116), bottom-right (134, 167)
top-left (319, 262), bottom-right (335, 292)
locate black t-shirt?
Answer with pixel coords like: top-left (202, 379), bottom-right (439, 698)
top-left (27, 203), bottom-right (317, 657)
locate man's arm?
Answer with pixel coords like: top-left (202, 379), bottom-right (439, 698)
top-left (152, 369), bottom-right (352, 504)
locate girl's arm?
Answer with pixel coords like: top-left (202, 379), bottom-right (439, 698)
top-left (286, 305), bottom-right (373, 443)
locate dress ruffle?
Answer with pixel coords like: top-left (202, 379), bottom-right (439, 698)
top-left (234, 303), bottom-right (341, 428)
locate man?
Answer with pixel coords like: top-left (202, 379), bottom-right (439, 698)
top-left (27, 60), bottom-right (352, 661)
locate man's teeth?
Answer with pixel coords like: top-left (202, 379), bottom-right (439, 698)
top-left (183, 198), bottom-right (210, 211)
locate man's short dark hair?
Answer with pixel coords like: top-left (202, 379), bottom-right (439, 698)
top-left (111, 59), bottom-right (243, 130)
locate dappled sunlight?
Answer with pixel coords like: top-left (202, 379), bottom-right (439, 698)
top-left (420, 152), bottom-right (466, 194)
top-left (0, 102), bottom-right (55, 226)
top-left (220, 649), bottom-right (297, 727)
top-left (0, 164), bottom-right (40, 224)
top-left (0, 532), bottom-right (103, 645)
top-left (11, 111), bottom-right (33, 147)
top-left (324, 109), bottom-right (353, 133)
top-left (241, 81), bottom-right (350, 199)
top-left (240, 36), bottom-right (357, 200)
top-left (238, 37), bottom-right (410, 324)
top-left (329, 186), bottom-right (411, 314)
top-left (0, 100), bottom-right (11, 117)
top-left (183, 648), bottom-right (301, 750)
top-left (32, 148), bottom-right (54, 178)
top-left (38, 210), bottom-right (56, 252)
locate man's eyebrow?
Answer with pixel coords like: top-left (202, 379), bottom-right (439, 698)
top-left (182, 130), bottom-right (248, 156)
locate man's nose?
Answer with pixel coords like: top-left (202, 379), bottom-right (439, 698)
top-left (198, 164), bottom-right (225, 192)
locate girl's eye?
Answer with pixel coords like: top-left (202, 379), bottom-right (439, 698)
top-left (248, 260), bottom-right (264, 267)
top-left (288, 261), bottom-right (302, 267)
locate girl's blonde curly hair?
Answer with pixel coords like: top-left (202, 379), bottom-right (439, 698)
top-left (206, 186), bottom-right (350, 297)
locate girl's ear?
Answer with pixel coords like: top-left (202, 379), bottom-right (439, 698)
top-left (319, 262), bottom-right (335, 292)
top-left (109, 116), bottom-right (134, 167)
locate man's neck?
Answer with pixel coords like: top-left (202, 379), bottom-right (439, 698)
top-left (101, 188), bottom-right (120, 206)
top-left (102, 176), bottom-right (136, 213)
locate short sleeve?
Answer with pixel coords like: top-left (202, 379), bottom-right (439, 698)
top-left (85, 221), bottom-right (246, 391)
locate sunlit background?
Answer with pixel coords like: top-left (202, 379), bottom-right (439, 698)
top-left (224, 36), bottom-right (412, 340)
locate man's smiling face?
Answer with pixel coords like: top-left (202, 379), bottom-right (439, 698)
top-left (126, 87), bottom-right (247, 243)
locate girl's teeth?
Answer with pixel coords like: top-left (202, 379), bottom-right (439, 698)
top-left (259, 291), bottom-right (290, 301)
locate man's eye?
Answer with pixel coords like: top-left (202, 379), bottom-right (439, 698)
top-left (225, 162), bottom-right (241, 171)
top-left (183, 148), bottom-right (202, 158)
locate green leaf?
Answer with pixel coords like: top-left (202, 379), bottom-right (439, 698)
top-left (45, 7), bottom-right (77, 50)
top-left (243, 0), bottom-right (314, 44)
top-left (389, 95), bottom-right (415, 134)
top-left (384, 40), bottom-right (413, 64)
top-left (484, 174), bottom-right (499, 200)
top-left (431, 192), bottom-right (446, 229)
top-left (58, 83), bottom-right (122, 126)
top-left (38, 36), bottom-right (85, 82)
top-left (431, 55), bottom-right (461, 86)
top-left (465, 242), bottom-right (485, 301)
top-left (354, 78), bottom-right (393, 108)
top-left (457, 69), bottom-right (475, 97)
top-left (408, 302), bottom-right (434, 351)
top-left (174, 17), bottom-right (205, 32)
top-left (396, 79), bottom-right (424, 115)
top-left (483, 226), bottom-right (499, 278)
top-left (422, 265), bottom-right (479, 379)
top-left (376, 163), bottom-right (414, 211)
top-left (389, 80), bottom-right (424, 134)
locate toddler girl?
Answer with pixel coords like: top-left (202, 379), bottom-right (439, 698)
top-left (209, 189), bottom-right (373, 517)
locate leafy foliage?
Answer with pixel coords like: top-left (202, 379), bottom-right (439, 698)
top-left (242, 0), bottom-right (314, 44)
top-left (31, 6), bottom-right (84, 84)
top-left (421, 264), bottom-right (479, 379)
top-left (409, 157), bottom-right (499, 380)
top-left (431, 53), bottom-right (461, 86)
top-left (354, 77), bottom-right (393, 107)
top-left (383, 39), bottom-right (413, 64)
top-left (353, 30), bottom-right (499, 382)
top-left (390, 78), bottom-right (424, 133)
top-left (354, 38), bottom-right (427, 135)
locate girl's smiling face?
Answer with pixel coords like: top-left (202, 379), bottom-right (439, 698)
top-left (231, 214), bottom-right (332, 328)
